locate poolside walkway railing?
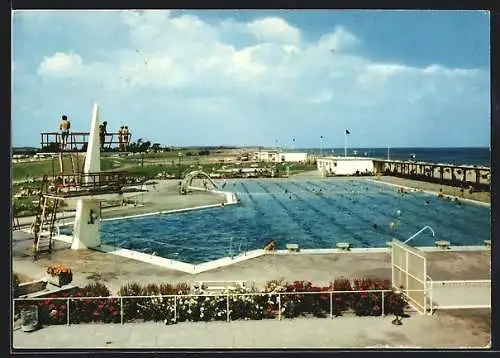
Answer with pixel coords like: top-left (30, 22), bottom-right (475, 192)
top-left (13, 289), bottom-right (425, 327)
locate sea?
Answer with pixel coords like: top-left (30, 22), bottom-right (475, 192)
top-left (297, 147), bottom-right (490, 167)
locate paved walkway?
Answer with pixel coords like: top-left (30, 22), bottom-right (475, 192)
top-left (13, 314), bottom-right (490, 349)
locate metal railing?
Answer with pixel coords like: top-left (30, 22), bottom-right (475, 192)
top-left (46, 172), bottom-right (148, 197)
top-left (426, 274), bottom-right (434, 315)
top-left (403, 226), bottom-right (435, 245)
top-left (425, 279), bottom-right (491, 310)
top-left (430, 280), bottom-right (490, 285)
top-left (13, 289), bottom-right (425, 327)
top-left (40, 132), bottom-right (133, 152)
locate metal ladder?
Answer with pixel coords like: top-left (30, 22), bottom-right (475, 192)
top-left (32, 176), bottom-right (60, 259)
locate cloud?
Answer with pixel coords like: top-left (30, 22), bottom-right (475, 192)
top-left (37, 51), bottom-right (82, 77)
top-left (245, 17), bottom-right (301, 44)
top-left (13, 10), bottom-right (489, 147)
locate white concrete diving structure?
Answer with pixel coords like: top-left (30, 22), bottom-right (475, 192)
top-left (71, 103), bottom-right (103, 250)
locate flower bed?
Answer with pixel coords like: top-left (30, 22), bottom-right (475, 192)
top-left (13, 277), bottom-right (407, 326)
top-left (46, 264), bottom-right (73, 286)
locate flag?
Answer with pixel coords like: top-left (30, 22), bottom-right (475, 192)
top-left (345, 129), bottom-right (350, 135)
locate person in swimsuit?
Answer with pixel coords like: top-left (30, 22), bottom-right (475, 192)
top-left (118, 126), bottom-right (124, 151)
top-left (59, 115), bottom-right (71, 150)
top-left (123, 126), bottom-right (130, 151)
top-left (99, 121), bottom-right (108, 150)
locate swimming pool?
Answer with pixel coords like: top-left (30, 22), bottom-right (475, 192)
top-left (96, 179), bottom-right (490, 264)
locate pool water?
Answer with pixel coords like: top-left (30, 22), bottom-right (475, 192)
top-left (95, 179), bottom-right (491, 264)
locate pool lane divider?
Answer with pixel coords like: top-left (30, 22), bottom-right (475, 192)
top-left (51, 233), bottom-right (489, 274)
top-left (366, 178), bottom-right (490, 208)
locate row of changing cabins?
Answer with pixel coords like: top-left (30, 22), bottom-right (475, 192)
top-left (316, 156), bottom-right (490, 190)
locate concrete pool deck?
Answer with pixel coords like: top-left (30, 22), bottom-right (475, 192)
top-left (13, 309), bottom-right (491, 349)
top-left (13, 229), bottom-right (490, 294)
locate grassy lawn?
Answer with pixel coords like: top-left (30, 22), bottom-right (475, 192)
top-left (12, 156), bottom-right (135, 181)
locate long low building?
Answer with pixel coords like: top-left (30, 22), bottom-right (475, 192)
top-left (317, 157), bottom-right (375, 176)
top-left (316, 156), bottom-right (491, 190)
top-left (253, 151), bottom-right (309, 163)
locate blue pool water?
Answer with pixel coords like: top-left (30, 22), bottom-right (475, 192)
top-left (96, 179), bottom-right (491, 264)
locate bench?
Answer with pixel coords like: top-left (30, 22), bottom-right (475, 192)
top-left (193, 280), bottom-right (246, 293)
top-left (435, 240), bottom-right (450, 249)
top-left (286, 243), bottom-right (299, 252)
top-left (336, 242), bottom-right (351, 251)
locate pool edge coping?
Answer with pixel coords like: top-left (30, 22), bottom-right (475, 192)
top-left (51, 234), bottom-right (490, 275)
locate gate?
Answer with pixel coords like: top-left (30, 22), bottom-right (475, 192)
top-left (391, 239), bottom-right (427, 314)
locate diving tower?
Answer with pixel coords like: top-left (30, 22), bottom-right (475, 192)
top-left (31, 103), bottom-right (147, 259)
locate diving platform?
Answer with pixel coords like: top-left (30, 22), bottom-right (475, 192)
top-left (40, 131), bottom-right (133, 152)
top-left (47, 171), bottom-right (148, 200)
top-left (30, 103), bottom-right (147, 253)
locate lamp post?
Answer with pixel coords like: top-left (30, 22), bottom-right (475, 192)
top-left (320, 136), bottom-right (324, 156)
top-left (178, 152), bottom-right (183, 179)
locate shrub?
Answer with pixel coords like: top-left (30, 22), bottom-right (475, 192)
top-left (81, 281), bottom-right (111, 297)
top-left (141, 283), bottom-right (172, 322)
top-left (118, 282), bottom-right (143, 322)
top-left (13, 277), bottom-right (409, 325)
top-left (352, 278), bottom-right (392, 316)
top-left (229, 288), bottom-right (266, 321)
top-left (330, 277), bottom-right (353, 315)
top-left (158, 283), bottom-right (176, 295)
top-left (263, 278), bottom-right (288, 293)
top-left (174, 282), bottom-right (190, 295)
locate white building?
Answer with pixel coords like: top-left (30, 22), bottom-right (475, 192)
top-left (316, 157), bottom-right (375, 176)
top-left (254, 150), bottom-right (308, 163)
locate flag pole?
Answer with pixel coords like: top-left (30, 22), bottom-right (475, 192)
top-left (344, 131), bottom-right (347, 157)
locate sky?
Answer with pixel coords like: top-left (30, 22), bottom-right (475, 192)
top-left (12, 10), bottom-right (490, 148)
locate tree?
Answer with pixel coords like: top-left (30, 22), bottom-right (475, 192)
top-left (151, 143), bottom-right (161, 153)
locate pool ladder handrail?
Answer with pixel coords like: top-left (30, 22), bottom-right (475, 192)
top-left (403, 226), bottom-right (436, 245)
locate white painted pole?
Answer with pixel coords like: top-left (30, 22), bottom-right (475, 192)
top-left (344, 132), bottom-right (347, 157)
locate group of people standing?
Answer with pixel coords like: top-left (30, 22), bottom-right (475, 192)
top-left (58, 114), bottom-right (131, 152)
top-left (98, 122), bottom-right (131, 151)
